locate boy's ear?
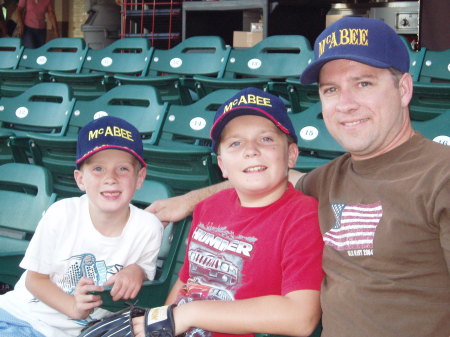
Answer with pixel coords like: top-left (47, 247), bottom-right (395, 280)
top-left (74, 169), bottom-right (86, 191)
top-left (135, 166), bottom-right (147, 190)
top-left (217, 155), bottom-right (229, 179)
top-left (287, 143), bottom-right (299, 169)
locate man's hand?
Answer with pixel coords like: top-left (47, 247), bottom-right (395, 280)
top-left (103, 264), bottom-right (145, 301)
top-left (146, 194), bottom-right (194, 225)
top-left (146, 181), bottom-right (232, 224)
top-left (72, 277), bottom-right (104, 320)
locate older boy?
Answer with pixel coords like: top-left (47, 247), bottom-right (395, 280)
top-left (0, 116), bottom-right (163, 337)
top-left (133, 88), bottom-right (323, 337)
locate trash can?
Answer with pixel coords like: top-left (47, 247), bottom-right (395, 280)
top-left (81, 0), bottom-right (121, 49)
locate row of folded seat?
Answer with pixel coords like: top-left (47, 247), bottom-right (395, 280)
top-left (0, 81), bottom-right (449, 199)
top-left (0, 34), bottom-right (448, 118)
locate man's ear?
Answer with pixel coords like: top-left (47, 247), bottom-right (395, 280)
top-left (74, 169), bottom-right (86, 191)
top-left (287, 143), bottom-right (299, 169)
top-left (399, 72), bottom-right (413, 108)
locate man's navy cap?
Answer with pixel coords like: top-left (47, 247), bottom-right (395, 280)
top-left (301, 17), bottom-right (410, 84)
top-left (210, 87), bottom-right (297, 153)
top-left (76, 116), bottom-right (147, 169)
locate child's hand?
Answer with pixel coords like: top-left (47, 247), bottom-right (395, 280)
top-left (103, 264), bottom-right (145, 301)
top-left (72, 277), bottom-right (104, 320)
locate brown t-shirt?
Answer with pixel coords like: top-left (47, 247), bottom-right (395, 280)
top-left (297, 133), bottom-right (450, 337)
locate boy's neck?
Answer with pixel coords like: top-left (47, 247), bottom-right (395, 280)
top-left (237, 181), bottom-right (289, 208)
top-left (89, 207), bottom-right (130, 237)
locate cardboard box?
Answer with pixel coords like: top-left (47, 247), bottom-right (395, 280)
top-left (233, 31), bottom-right (263, 48)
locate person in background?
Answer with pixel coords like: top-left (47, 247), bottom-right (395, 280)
top-left (16, 0), bottom-right (59, 48)
top-left (145, 17), bottom-right (450, 337)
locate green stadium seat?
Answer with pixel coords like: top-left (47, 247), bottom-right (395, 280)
top-left (29, 84), bottom-right (168, 198)
top-left (0, 82), bottom-right (75, 162)
top-left (412, 109), bottom-right (450, 146)
top-left (96, 179), bottom-right (191, 311)
top-left (0, 37), bottom-right (24, 70)
top-left (410, 48), bottom-right (450, 121)
top-left (0, 38), bottom-right (87, 97)
top-left (115, 36), bottom-right (230, 104)
top-left (268, 78), bottom-right (319, 113)
top-left (194, 35), bottom-right (314, 99)
top-left (49, 38), bottom-right (152, 100)
top-left (289, 102), bottom-right (346, 171)
top-left (0, 163), bottom-right (56, 287)
top-left (142, 89), bottom-right (239, 195)
top-left (399, 35), bottom-right (426, 82)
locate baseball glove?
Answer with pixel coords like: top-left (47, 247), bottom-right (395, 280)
top-left (79, 304), bottom-right (176, 337)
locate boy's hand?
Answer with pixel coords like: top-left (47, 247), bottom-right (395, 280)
top-left (104, 264), bottom-right (145, 301)
top-left (72, 277), bottom-right (103, 320)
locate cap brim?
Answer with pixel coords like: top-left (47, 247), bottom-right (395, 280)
top-left (76, 145), bottom-right (147, 169)
top-left (300, 55), bottom-right (395, 84)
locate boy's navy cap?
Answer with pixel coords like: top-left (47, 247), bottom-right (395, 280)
top-left (76, 116), bottom-right (147, 169)
top-left (301, 17), bottom-right (410, 84)
top-left (210, 87), bottom-right (297, 152)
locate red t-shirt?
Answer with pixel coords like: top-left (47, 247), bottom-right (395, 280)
top-left (178, 183), bottom-right (323, 337)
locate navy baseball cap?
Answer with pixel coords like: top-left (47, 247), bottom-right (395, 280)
top-left (301, 17), bottom-right (410, 84)
top-left (76, 116), bottom-right (147, 169)
top-left (210, 87), bottom-right (297, 153)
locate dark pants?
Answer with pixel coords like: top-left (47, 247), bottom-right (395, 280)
top-left (22, 25), bottom-right (47, 48)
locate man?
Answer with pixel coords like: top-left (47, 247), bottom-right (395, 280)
top-left (147, 17), bottom-right (450, 337)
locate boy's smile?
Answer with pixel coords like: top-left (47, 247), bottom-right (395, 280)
top-left (74, 149), bottom-right (146, 235)
top-left (217, 115), bottom-right (298, 207)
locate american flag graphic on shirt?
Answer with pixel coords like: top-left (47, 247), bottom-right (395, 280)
top-left (323, 201), bottom-right (383, 251)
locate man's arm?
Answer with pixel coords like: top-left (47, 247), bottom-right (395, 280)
top-left (146, 180), bottom-right (232, 224)
top-left (146, 170), bottom-right (303, 224)
top-left (134, 289), bottom-right (320, 337)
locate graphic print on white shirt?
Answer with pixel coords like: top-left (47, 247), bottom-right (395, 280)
top-left (54, 253), bottom-right (123, 294)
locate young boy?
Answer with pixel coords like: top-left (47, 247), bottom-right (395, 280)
top-left (0, 116), bottom-right (164, 337)
top-left (133, 88), bottom-right (324, 337)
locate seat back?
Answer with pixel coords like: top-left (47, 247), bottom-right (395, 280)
top-left (0, 37), bottom-right (23, 70)
top-left (418, 48), bottom-right (450, 83)
top-left (412, 109), bottom-right (450, 146)
top-left (0, 163), bottom-right (55, 235)
top-left (143, 89), bottom-right (239, 194)
top-left (0, 163), bottom-right (56, 287)
top-left (289, 102), bottom-right (346, 159)
top-left (68, 84), bottom-right (168, 141)
top-left (148, 36), bottom-right (229, 77)
top-left (18, 38), bottom-right (87, 73)
top-left (158, 88), bottom-right (238, 147)
top-left (399, 36), bottom-right (425, 81)
top-left (80, 37), bottom-right (152, 76)
top-left (0, 82), bottom-right (75, 136)
top-left (409, 48), bottom-right (450, 121)
top-left (222, 35), bottom-right (313, 79)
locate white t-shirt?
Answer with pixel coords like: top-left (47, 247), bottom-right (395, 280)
top-left (0, 194), bottom-right (163, 337)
